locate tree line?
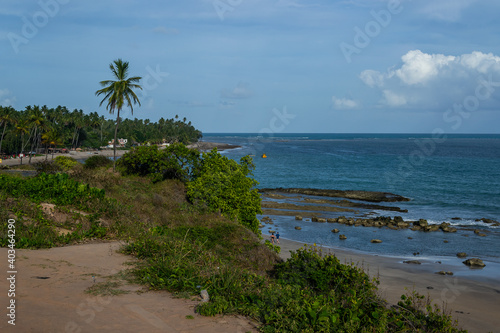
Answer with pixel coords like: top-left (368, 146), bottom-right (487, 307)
top-left (0, 105), bottom-right (202, 158)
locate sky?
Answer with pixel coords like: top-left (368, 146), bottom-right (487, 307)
top-left (1, 0), bottom-right (500, 134)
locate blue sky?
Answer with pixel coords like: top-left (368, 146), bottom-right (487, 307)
top-left (1, 0), bottom-right (500, 133)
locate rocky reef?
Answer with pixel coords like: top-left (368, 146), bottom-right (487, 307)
top-left (259, 188), bottom-right (411, 203)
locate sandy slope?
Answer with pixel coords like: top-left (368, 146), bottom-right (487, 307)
top-left (0, 242), bottom-right (257, 333)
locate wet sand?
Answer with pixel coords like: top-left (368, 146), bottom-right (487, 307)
top-left (277, 238), bottom-right (500, 333)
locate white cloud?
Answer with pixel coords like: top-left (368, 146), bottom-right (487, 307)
top-left (220, 82), bottom-right (254, 99)
top-left (382, 90), bottom-right (406, 107)
top-left (360, 50), bottom-right (500, 109)
top-left (0, 89), bottom-right (16, 107)
top-left (359, 70), bottom-right (384, 88)
top-left (395, 50), bottom-right (455, 85)
top-left (331, 96), bottom-right (359, 109)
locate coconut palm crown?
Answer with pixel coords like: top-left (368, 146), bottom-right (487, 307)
top-left (95, 59), bottom-right (142, 171)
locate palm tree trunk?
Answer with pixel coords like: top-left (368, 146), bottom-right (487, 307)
top-left (29, 126), bottom-right (37, 164)
top-left (75, 129), bottom-right (80, 149)
top-left (0, 121), bottom-right (7, 155)
top-left (71, 127), bottom-right (78, 149)
top-left (113, 109), bottom-right (121, 172)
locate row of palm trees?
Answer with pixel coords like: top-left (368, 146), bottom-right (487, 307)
top-left (0, 104), bottom-right (201, 159)
top-left (0, 105), bottom-right (108, 162)
top-left (0, 59), bottom-right (202, 169)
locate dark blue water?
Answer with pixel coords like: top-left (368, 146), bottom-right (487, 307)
top-left (203, 133), bottom-right (500, 268)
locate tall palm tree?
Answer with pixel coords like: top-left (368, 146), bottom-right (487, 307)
top-left (95, 59), bottom-right (142, 171)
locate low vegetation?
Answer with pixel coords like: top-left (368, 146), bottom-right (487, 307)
top-left (0, 144), bottom-right (466, 332)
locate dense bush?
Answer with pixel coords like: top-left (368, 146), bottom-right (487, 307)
top-left (117, 144), bottom-right (201, 183)
top-left (84, 155), bottom-right (113, 169)
top-left (187, 151), bottom-right (262, 234)
top-left (54, 156), bottom-right (78, 171)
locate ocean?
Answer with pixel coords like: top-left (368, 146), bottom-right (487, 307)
top-left (202, 133), bottom-right (500, 274)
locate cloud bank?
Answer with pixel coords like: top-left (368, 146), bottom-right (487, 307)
top-left (360, 50), bottom-right (500, 110)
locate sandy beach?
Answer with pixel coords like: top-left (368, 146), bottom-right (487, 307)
top-left (277, 238), bottom-right (500, 333)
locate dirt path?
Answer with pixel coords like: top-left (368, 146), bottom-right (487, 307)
top-left (0, 242), bottom-right (258, 333)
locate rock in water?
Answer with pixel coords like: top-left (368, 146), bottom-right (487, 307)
top-left (295, 215), bottom-right (303, 220)
top-left (403, 260), bottom-right (421, 265)
top-left (294, 226), bottom-right (302, 230)
top-left (339, 234), bottom-right (347, 240)
top-left (463, 258), bottom-right (486, 267)
top-left (456, 252), bottom-right (467, 258)
top-left (331, 228), bottom-right (339, 233)
top-left (371, 239), bottom-right (382, 243)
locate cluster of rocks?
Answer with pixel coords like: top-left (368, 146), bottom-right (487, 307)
top-left (259, 216), bottom-right (274, 228)
top-left (476, 218), bottom-right (500, 227)
top-left (301, 215), bottom-right (461, 233)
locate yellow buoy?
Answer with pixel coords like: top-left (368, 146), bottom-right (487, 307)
top-left (262, 154), bottom-right (267, 158)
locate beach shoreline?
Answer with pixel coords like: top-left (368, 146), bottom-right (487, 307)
top-left (276, 237), bottom-right (500, 332)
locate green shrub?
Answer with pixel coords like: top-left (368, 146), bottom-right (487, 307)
top-left (186, 151), bottom-right (261, 234)
top-left (0, 173), bottom-right (106, 208)
top-left (117, 144), bottom-right (201, 183)
top-left (264, 240), bottom-right (281, 254)
top-left (84, 155), bottom-right (113, 170)
top-left (54, 156), bottom-right (78, 171)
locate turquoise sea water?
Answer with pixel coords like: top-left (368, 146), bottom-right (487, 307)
top-left (203, 133), bottom-right (500, 272)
